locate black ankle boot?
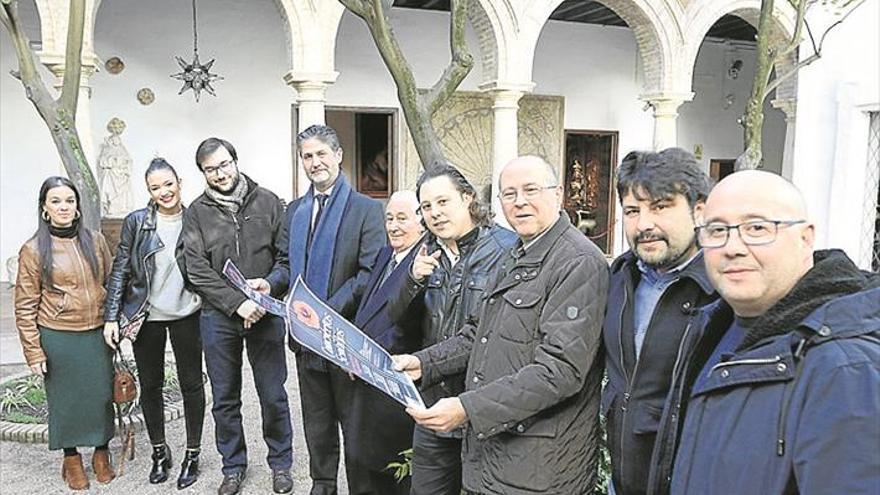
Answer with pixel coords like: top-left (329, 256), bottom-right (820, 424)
top-left (149, 444), bottom-right (172, 484)
top-left (176, 449), bottom-right (200, 490)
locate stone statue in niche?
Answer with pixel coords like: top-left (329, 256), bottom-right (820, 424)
top-left (97, 117), bottom-right (133, 218)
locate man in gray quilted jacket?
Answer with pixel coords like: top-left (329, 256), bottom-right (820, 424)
top-left (395, 155), bottom-right (609, 495)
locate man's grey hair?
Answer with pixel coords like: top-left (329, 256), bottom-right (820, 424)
top-left (297, 124), bottom-right (342, 152)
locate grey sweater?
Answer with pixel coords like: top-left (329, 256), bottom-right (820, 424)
top-left (148, 211), bottom-right (201, 321)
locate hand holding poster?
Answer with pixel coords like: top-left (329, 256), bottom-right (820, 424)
top-left (222, 259), bottom-right (286, 317)
top-left (222, 260), bottom-right (424, 409)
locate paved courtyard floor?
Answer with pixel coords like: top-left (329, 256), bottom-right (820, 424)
top-left (0, 286), bottom-right (351, 494)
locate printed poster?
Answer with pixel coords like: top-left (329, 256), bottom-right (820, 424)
top-left (223, 260), bottom-right (425, 409)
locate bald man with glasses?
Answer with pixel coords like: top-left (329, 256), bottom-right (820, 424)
top-left (648, 170), bottom-right (880, 495)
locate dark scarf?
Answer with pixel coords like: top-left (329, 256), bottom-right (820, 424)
top-left (737, 249), bottom-right (871, 350)
top-left (49, 222), bottom-right (77, 238)
top-left (289, 174), bottom-right (352, 298)
top-left (205, 175), bottom-right (249, 214)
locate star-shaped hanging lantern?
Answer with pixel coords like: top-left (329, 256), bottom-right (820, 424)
top-left (171, 52), bottom-right (223, 102)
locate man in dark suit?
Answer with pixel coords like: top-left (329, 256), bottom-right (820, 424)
top-left (348, 190), bottom-right (425, 494)
top-left (281, 124), bottom-right (386, 495)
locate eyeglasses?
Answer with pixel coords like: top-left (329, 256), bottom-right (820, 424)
top-left (203, 160), bottom-right (236, 177)
top-left (696, 219), bottom-right (806, 248)
top-left (498, 184), bottom-right (558, 204)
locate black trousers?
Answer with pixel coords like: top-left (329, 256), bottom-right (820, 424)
top-left (201, 310), bottom-right (293, 475)
top-left (132, 312), bottom-right (205, 449)
top-left (368, 468), bottom-right (411, 495)
top-left (296, 356), bottom-right (372, 495)
top-left (410, 425), bottom-right (462, 495)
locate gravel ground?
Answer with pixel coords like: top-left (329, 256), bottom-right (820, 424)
top-left (0, 349), bottom-right (350, 495)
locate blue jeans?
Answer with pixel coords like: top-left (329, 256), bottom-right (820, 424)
top-left (201, 309), bottom-right (293, 474)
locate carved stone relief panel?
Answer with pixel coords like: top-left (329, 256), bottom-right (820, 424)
top-left (400, 92), bottom-right (564, 199)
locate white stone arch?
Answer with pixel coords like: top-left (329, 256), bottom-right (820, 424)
top-left (271, 0), bottom-right (344, 196)
top-left (271, 0), bottom-right (344, 79)
top-left (33, 0), bottom-right (101, 67)
top-left (681, 0), bottom-right (797, 93)
top-left (469, 0), bottom-right (685, 94)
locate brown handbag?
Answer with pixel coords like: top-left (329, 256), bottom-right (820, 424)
top-left (112, 349), bottom-right (138, 404)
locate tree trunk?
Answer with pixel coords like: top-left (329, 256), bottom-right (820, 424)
top-left (737, 0), bottom-right (776, 171)
top-left (1, 0), bottom-right (100, 230)
top-left (48, 109), bottom-right (101, 229)
top-left (340, 0), bottom-right (473, 169)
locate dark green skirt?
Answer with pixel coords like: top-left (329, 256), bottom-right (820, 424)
top-left (39, 326), bottom-right (115, 450)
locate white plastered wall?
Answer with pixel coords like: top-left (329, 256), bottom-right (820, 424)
top-left (0, 3), bottom-right (787, 279)
top-left (791, 0), bottom-right (880, 268)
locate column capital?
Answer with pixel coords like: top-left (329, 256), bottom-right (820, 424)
top-left (479, 80), bottom-right (536, 94)
top-left (284, 71), bottom-right (338, 104)
top-left (488, 89), bottom-right (526, 110)
top-left (37, 51), bottom-right (101, 81)
top-left (283, 70), bottom-right (339, 87)
top-left (640, 91), bottom-right (694, 116)
top-left (771, 97), bottom-right (797, 121)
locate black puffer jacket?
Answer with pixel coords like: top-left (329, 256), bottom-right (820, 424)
top-left (104, 202), bottom-right (187, 323)
top-left (417, 216), bottom-right (609, 494)
top-left (390, 224), bottom-right (516, 408)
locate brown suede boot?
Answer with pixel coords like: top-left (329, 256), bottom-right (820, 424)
top-left (92, 449), bottom-right (116, 483)
top-left (61, 454), bottom-right (90, 490)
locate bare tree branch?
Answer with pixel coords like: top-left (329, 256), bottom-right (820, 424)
top-left (1, 1), bottom-right (55, 117)
top-left (339, 0), bottom-right (369, 19)
top-left (59, 0), bottom-right (86, 116)
top-left (763, 53), bottom-right (819, 99)
top-left (1, 0), bottom-right (101, 229)
top-left (765, 0), bottom-right (867, 100)
top-left (340, 0), bottom-right (472, 166)
top-left (425, 0), bottom-right (473, 115)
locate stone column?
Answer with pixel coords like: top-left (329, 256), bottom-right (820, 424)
top-left (39, 53), bottom-right (100, 170)
top-left (284, 71), bottom-right (338, 196)
top-left (482, 82), bottom-right (534, 227)
top-left (641, 92), bottom-right (693, 151)
top-left (489, 89), bottom-right (524, 226)
top-left (771, 98), bottom-right (797, 180)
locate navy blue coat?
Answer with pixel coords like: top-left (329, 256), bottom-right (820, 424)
top-left (649, 250), bottom-right (880, 495)
top-left (347, 244), bottom-right (424, 471)
top-left (353, 243), bottom-right (424, 353)
top-left (281, 187), bottom-right (385, 361)
top-left (602, 251), bottom-right (716, 495)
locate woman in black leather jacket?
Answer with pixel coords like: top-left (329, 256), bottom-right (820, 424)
top-left (103, 158), bottom-right (205, 489)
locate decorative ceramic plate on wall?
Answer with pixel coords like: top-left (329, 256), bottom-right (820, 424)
top-left (105, 57), bottom-right (125, 74)
top-left (137, 88), bottom-right (155, 105)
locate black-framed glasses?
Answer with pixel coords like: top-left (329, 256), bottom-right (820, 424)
top-left (203, 159), bottom-right (236, 177)
top-left (498, 184), bottom-right (558, 204)
top-left (696, 219), bottom-right (807, 248)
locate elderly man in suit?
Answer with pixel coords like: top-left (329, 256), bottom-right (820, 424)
top-left (280, 124), bottom-right (386, 495)
top-left (347, 190), bottom-right (425, 495)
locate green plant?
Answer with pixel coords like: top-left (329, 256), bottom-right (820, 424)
top-left (385, 448), bottom-right (413, 483)
top-left (4, 410), bottom-right (42, 424)
top-left (0, 387), bottom-right (32, 414)
top-left (1, 374), bottom-right (48, 423)
top-left (593, 411), bottom-right (612, 495)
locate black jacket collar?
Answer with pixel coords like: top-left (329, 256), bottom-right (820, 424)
top-left (612, 249), bottom-right (715, 296)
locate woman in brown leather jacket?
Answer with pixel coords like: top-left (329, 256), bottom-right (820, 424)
top-left (14, 176), bottom-right (115, 491)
